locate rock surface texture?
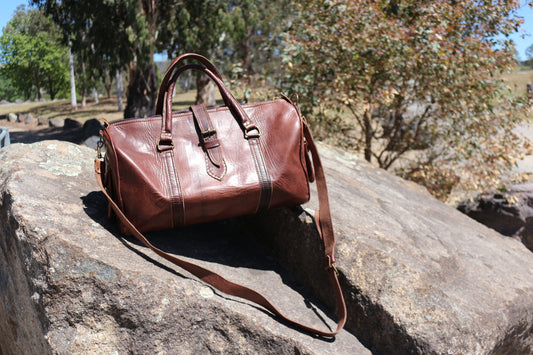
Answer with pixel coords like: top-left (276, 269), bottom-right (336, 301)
top-left (243, 146), bottom-right (533, 354)
top-left (0, 141), bottom-right (532, 354)
top-left (0, 141), bottom-right (367, 354)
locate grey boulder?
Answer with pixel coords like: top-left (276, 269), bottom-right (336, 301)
top-left (1, 140), bottom-right (532, 355)
top-left (0, 141), bottom-right (368, 354)
top-left (244, 145), bottom-right (533, 354)
top-left (457, 183), bottom-right (533, 252)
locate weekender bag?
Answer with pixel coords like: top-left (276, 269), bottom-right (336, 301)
top-left (94, 53), bottom-right (346, 337)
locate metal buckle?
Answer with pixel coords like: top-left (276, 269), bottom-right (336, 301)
top-left (96, 132), bottom-right (104, 160)
top-left (157, 139), bottom-right (175, 151)
top-left (244, 126), bottom-right (261, 139)
top-left (201, 129), bottom-right (217, 138)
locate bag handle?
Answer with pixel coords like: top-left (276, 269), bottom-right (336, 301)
top-left (158, 64), bottom-right (259, 150)
top-left (155, 53), bottom-right (223, 115)
top-left (94, 123), bottom-right (346, 338)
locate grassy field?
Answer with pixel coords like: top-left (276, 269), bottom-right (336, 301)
top-left (502, 69), bottom-right (533, 97)
top-left (0, 90), bottom-right (224, 124)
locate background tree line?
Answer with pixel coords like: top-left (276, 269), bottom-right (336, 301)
top-left (0, 0), bottom-right (529, 202)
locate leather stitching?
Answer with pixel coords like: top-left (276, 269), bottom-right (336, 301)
top-left (249, 139), bottom-right (263, 213)
top-left (256, 138), bottom-right (273, 209)
top-left (248, 138), bottom-right (272, 212)
top-left (205, 154), bottom-right (227, 181)
top-left (163, 150), bottom-right (185, 227)
top-left (161, 151), bottom-right (174, 228)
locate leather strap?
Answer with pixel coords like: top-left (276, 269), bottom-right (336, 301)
top-left (191, 104), bottom-right (226, 180)
top-left (94, 123), bottom-right (346, 338)
top-left (156, 53), bottom-right (223, 115)
top-left (162, 64), bottom-right (258, 140)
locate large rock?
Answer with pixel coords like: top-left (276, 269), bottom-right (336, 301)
top-left (63, 118), bottom-right (82, 130)
top-left (457, 183), bottom-right (533, 252)
top-left (82, 118), bottom-right (103, 139)
top-left (1, 141), bottom-right (532, 355)
top-left (243, 145), bottom-right (533, 354)
top-left (48, 118), bottom-right (64, 128)
top-left (0, 141), bottom-right (368, 354)
top-left (8, 113), bottom-right (18, 122)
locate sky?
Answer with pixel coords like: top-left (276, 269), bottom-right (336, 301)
top-left (1, 1), bottom-right (533, 60)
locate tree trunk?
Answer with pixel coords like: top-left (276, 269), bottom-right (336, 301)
top-left (116, 69), bottom-right (124, 112)
top-left (124, 61), bottom-right (158, 119)
top-left (35, 73), bottom-right (41, 101)
top-left (68, 43), bottom-right (77, 110)
top-left (104, 69), bottom-right (112, 98)
top-left (81, 61), bottom-right (87, 107)
top-left (364, 107), bottom-right (372, 163)
top-left (48, 83), bottom-right (57, 100)
top-left (196, 74), bottom-right (216, 106)
top-left (92, 87), bottom-right (99, 104)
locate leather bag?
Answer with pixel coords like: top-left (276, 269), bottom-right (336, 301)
top-left (94, 53), bottom-right (346, 337)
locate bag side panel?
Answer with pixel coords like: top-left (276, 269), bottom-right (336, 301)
top-left (104, 118), bottom-right (175, 233)
top-left (249, 99), bottom-right (310, 209)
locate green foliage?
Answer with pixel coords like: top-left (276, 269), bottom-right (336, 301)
top-left (157, 0), bottom-right (229, 59)
top-left (221, 0), bottom-right (294, 85)
top-left (32, 0), bottom-right (180, 116)
top-left (0, 73), bottom-right (23, 102)
top-left (157, 0), bottom-right (293, 92)
top-left (0, 5), bottom-right (69, 100)
top-left (283, 0), bottom-right (528, 201)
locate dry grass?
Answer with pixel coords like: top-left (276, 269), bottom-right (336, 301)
top-left (0, 90), bottom-right (224, 124)
top-left (502, 69), bottom-right (533, 97)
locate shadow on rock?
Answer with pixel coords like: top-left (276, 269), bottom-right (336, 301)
top-left (80, 191), bottom-right (338, 338)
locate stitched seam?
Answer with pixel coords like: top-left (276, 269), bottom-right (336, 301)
top-left (162, 151), bottom-right (175, 228)
top-left (249, 138), bottom-right (271, 212)
top-left (256, 139), bottom-right (273, 209)
top-left (205, 154), bottom-right (227, 181)
top-left (108, 100), bottom-right (284, 128)
top-left (294, 109), bottom-right (311, 195)
top-left (167, 151), bottom-right (185, 226)
top-left (249, 140), bottom-right (262, 213)
top-left (163, 151), bottom-right (184, 227)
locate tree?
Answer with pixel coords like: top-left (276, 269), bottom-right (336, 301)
top-left (157, 0), bottom-right (230, 106)
top-left (32, 0), bottom-right (172, 117)
top-left (0, 73), bottom-right (23, 102)
top-left (0, 5), bottom-right (69, 100)
top-left (283, 0), bottom-right (527, 201)
top-left (216, 0), bottom-right (294, 102)
top-left (526, 43), bottom-right (533, 68)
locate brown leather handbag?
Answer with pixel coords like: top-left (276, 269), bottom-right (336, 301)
top-left (94, 53), bottom-right (346, 337)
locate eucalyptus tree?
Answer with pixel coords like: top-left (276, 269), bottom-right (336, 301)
top-left (284, 0), bottom-right (526, 201)
top-left (32, 0), bottom-right (176, 117)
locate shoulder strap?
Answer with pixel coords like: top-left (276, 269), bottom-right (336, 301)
top-left (93, 124), bottom-right (346, 338)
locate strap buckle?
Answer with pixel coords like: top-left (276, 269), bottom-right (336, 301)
top-left (96, 131), bottom-right (104, 161)
top-left (201, 129), bottom-right (217, 138)
top-left (157, 139), bottom-right (175, 151)
top-left (244, 126), bottom-right (261, 139)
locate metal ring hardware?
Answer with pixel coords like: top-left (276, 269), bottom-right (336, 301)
top-left (157, 139), bottom-right (175, 152)
top-left (244, 126), bottom-right (261, 139)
